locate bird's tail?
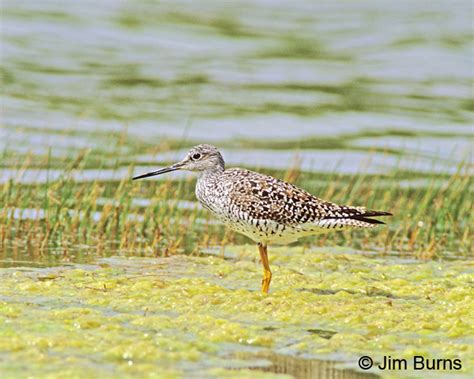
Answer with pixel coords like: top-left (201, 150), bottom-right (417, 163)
top-left (350, 210), bottom-right (393, 225)
top-left (319, 209), bottom-right (392, 229)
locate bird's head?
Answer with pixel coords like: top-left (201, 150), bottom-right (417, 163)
top-left (132, 144), bottom-right (225, 180)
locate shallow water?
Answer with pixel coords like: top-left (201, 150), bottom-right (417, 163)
top-left (2, 0), bottom-right (473, 175)
top-left (0, 249), bottom-right (472, 378)
top-left (241, 352), bottom-right (379, 379)
top-left (136, 147), bottom-right (467, 175)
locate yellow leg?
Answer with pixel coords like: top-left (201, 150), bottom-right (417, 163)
top-left (258, 243), bottom-right (272, 294)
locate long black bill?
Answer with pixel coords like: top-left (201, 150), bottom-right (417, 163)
top-left (132, 163), bottom-right (183, 180)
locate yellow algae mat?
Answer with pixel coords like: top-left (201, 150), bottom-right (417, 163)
top-left (0, 246), bottom-right (472, 378)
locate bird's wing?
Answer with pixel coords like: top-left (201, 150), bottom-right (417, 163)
top-left (226, 168), bottom-right (390, 225)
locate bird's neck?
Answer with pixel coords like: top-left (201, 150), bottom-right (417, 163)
top-left (199, 166), bottom-right (225, 182)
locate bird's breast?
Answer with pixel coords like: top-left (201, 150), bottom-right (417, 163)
top-left (195, 177), bottom-right (227, 215)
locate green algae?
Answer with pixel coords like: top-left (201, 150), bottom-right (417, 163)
top-left (0, 246), bottom-right (472, 378)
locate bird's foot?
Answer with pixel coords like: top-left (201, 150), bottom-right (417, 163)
top-left (261, 269), bottom-right (272, 294)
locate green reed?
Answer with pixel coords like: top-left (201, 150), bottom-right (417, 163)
top-left (0, 148), bottom-right (472, 262)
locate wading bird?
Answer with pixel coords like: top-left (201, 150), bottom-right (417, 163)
top-left (133, 144), bottom-right (391, 293)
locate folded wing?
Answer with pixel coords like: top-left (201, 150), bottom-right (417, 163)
top-left (226, 168), bottom-right (392, 228)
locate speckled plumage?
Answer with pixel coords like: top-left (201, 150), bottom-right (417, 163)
top-left (196, 165), bottom-right (390, 245)
top-left (133, 144), bottom-right (392, 293)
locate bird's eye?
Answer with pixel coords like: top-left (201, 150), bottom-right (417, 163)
top-left (192, 153), bottom-right (202, 160)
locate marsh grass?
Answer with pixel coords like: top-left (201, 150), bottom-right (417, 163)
top-left (1, 143), bottom-right (471, 264)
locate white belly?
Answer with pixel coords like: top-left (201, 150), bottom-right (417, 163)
top-left (215, 212), bottom-right (332, 245)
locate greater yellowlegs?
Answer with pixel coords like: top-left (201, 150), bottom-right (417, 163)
top-left (133, 144), bottom-right (392, 293)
